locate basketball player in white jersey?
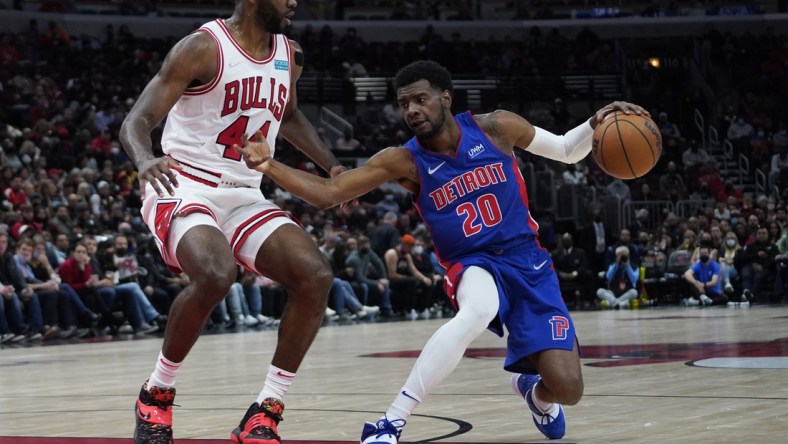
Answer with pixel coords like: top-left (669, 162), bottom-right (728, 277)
top-left (119, 1), bottom-right (344, 443)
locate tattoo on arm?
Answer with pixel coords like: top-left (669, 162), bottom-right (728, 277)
top-left (401, 148), bottom-right (417, 177)
top-left (484, 116), bottom-right (506, 140)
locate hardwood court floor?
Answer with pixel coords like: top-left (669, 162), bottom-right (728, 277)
top-left (1, 305), bottom-right (787, 443)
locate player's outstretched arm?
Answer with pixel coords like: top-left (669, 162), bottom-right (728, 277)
top-left (234, 139), bottom-right (410, 210)
top-left (487, 102), bottom-right (649, 165)
top-left (120, 32), bottom-right (217, 198)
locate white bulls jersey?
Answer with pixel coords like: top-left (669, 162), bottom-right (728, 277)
top-left (161, 19), bottom-right (292, 189)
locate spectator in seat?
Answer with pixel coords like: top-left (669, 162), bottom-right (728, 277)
top-left (690, 232), bottom-right (718, 263)
top-left (657, 112), bottom-right (682, 145)
top-left (385, 234), bottom-right (433, 320)
top-left (683, 245), bottom-right (726, 306)
top-left (23, 239), bottom-right (97, 335)
top-left (346, 235), bottom-right (393, 317)
top-left (628, 209), bottom-right (650, 236)
top-left (9, 204), bottom-right (43, 240)
top-left (562, 164), bottom-right (586, 186)
top-left (110, 235), bottom-right (168, 327)
top-left (371, 211), bottom-right (401, 257)
top-left (552, 233), bottom-right (591, 308)
top-left (596, 246), bottom-right (639, 309)
top-left (726, 117), bottom-right (753, 150)
top-left (84, 236), bottom-right (160, 334)
top-left (735, 226), bottom-right (778, 304)
top-left (411, 235), bottom-right (443, 315)
top-left (719, 231), bottom-right (742, 295)
top-left (581, 210), bottom-right (611, 276)
top-left (605, 228), bottom-right (640, 268)
top-left (13, 238), bottom-right (71, 337)
top-left (0, 280), bottom-right (27, 343)
top-left (681, 143), bottom-right (710, 169)
top-left (0, 233), bottom-right (57, 341)
top-left (376, 194), bottom-right (401, 220)
top-left (768, 147), bottom-right (788, 192)
top-left (3, 177), bottom-right (28, 209)
top-left (659, 165), bottom-right (687, 202)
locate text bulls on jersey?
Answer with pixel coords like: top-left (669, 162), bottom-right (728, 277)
top-left (221, 76), bottom-right (288, 121)
top-left (428, 162), bottom-right (507, 211)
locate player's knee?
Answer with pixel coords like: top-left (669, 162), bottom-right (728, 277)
top-left (194, 263), bottom-right (237, 298)
top-left (305, 259), bottom-right (333, 291)
top-left (289, 256), bottom-right (332, 303)
top-left (311, 265), bottom-right (333, 303)
top-left (457, 302), bottom-right (497, 334)
top-left (549, 373), bottom-right (584, 405)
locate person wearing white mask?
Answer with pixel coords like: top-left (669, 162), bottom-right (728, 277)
top-left (719, 232), bottom-right (742, 296)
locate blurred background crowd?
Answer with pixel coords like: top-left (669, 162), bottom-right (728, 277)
top-left (0, 0), bottom-right (787, 344)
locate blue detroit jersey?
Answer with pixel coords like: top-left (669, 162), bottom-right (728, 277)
top-left (404, 111), bottom-right (539, 263)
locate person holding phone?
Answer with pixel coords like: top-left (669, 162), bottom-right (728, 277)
top-left (596, 246), bottom-right (640, 309)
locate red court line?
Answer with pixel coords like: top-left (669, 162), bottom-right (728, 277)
top-left (0, 440), bottom-right (508, 444)
top-left (1, 439), bottom-right (353, 444)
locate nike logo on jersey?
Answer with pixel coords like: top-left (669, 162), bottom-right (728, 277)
top-left (228, 60), bottom-right (241, 68)
top-left (428, 161), bottom-right (446, 175)
top-left (533, 260), bottom-right (549, 271)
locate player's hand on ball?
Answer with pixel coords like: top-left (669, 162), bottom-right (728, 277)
top-left (233, 130), bottom-right (271, 172)
top-left (594, 101), bottom-right (650, 128)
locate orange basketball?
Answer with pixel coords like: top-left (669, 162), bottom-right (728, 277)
top-left (592, 111), bottom-right (662, 180)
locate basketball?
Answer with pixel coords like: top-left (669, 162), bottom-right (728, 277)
top-left (592, 111), bottom-right (662, 180)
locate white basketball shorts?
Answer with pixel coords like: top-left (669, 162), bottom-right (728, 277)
top-left (141, 173), bottom-right (298, 274)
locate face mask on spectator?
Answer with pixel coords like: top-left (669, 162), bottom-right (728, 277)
top-left (700, 255), bottom-right (710, 263)
top-left (413, 246), bottom-right (424, 255)
top-left (359, 247), bottom-right (370, 255)
top-left (115, 248), bottom-right (128, 256)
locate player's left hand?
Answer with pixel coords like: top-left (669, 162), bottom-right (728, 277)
top-left (233, 130), bottom-right (271, 172)
top-left (594, 101), bottom-right (650, 127)
top-left (329, 165), bottom-right (358, 213)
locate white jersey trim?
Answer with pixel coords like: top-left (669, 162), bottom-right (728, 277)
top-left (216, 19), bottom-right (278, 65)
top-left (184, 28), bottom-right (223, 96)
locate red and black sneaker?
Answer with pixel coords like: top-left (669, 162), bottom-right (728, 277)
top-left (134, 381), bottom-right (176, 444)
top-left (230, 398), bottom-right (284, 444)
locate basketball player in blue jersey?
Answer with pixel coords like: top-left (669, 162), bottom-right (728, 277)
top-left (233, 60), bottom-right (648, 442)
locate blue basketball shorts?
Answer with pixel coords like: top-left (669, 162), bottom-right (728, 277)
top-left (443, 239), bottom-right (577, 374)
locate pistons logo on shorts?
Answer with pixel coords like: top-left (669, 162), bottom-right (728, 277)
top-left (549, 315), bottom-right (570, 341)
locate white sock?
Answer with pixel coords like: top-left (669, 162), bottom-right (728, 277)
top-left (148, 351), bottom-right (181, 389)
top-left (383, 266), bottom-right (499, 423)
top-left (385, 387), bottom-right (422, 422)
top-left (256, 365), bottom-right (295, 404)
top-left (531, 384), bottom-right (557, 414)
